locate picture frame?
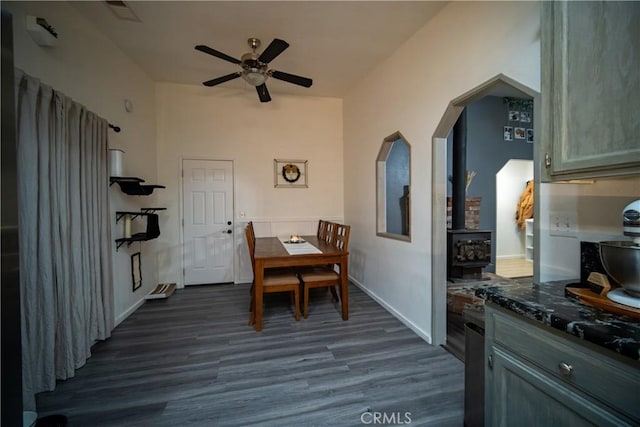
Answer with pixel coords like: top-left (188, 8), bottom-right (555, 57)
top-left (514, 127), bottom-right (526, 140)
top-left (526, 128), bottom-right (534, 143)
top-left (131, 252), bottom-right (142, 291)
top-left (508, 110), bottom-right (520, 121)
top-left (519, 111), bottom-right (531, 123)
top-left (503, 126), bottom-right (513, 141)
top-left (274, 159), bottom-right (308, 188)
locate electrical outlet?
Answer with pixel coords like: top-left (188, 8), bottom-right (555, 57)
top-left (240, 211), bottom-right (246, 218)
top-left (550, 211), bottom-right (578, 235)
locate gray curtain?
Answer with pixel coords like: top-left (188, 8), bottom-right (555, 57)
top-left (15, 70), bottom-right (114, 411)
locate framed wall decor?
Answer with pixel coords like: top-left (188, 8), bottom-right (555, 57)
top-left (274, 159), bottom-right (308, 188)
top-left (514, 127), bottom-right (526, 139)
top-left (526, 128), bottom-right (534, 143)
top-left (504, 126), bottom-right (514, 141)
top-left (131, 252), bottom-right (142, 291)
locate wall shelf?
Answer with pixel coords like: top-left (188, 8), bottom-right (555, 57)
top-left (110, 176), bottom-right (165, 195)
top-left (113, 209), bottom-right (164, 250)
top-left (115, 208), bottom-right (166, 223)
top-left (110, 176), bottom-right (165, 250)
top-left (115, 233), bottom-right (157, 250)
top-left (525, 218), bottom-right (534, 261)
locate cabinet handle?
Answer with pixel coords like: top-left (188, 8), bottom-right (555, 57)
top-left (558, 362), bottom-right (573, 376)
top-left (488, 354), bottom-right (493, 370)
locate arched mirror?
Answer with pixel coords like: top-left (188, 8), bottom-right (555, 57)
top-left (376, 131), bottom-right (411, 241)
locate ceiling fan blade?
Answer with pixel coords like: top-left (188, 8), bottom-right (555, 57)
top-left (256, 84), bottom-right (272, 103)
top-left (195, 45), bottom-right (241, 65)
top-left (203, 72), bottom-right (241, 87)
top-left (270, 70), bottom-right (313, 88)
top-left (258, 38), bottom-right (289, 64)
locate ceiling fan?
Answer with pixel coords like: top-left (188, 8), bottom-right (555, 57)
top-left (195, 38), bottom-right (313, 103)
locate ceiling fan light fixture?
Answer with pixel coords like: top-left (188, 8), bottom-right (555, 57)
top-left (195, 37), bottom-right (312, 101)
top-left (241, 69), bottom-right (267, 86)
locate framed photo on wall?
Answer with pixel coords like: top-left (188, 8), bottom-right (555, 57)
top-left (526, 128), bottom-right (534, 143)
top-left (508, 110), bottom-right (520, 121)
top-left (504, 126), bottom-right (513, 141)
top-left (514, 127), bottom-right (526, 139)
top-left (274, 159), bottom-right (308, 188)
top-left (131, 252), bottom-right (142, 291)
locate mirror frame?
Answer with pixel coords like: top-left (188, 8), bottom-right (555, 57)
top-left (376, 131), bottom-right (411, 242)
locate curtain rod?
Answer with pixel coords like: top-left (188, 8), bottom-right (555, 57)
top-left (108, 123), bottom-right (120, 133)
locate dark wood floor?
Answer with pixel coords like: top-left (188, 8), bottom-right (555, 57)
top-left (36, 282), bottom-right (464, 426)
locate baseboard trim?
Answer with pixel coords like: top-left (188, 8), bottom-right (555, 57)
top-left (115, 298), bottom-right (145, 327)
top-left (496, 254), bottom-right (526, 260)
top-left (349, 275), bottom-right (432, 344)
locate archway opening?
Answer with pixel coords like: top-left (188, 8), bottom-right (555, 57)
top-left (430, 74), bottom-right (539, 350)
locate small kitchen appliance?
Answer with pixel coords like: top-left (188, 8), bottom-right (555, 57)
top-left (601, 200), bottom-right (640, 308)
top-left (622, 199), bottom-right (640, 245)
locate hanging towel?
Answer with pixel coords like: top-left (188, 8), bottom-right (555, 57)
top-left (516, 180), bottom-right (534, 229)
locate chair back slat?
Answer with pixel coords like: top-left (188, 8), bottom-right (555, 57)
top-left (333, 224), bottom-right (350, 253)
top-left (324, 221), bottom-right (337, 244)
top-left (317, 219), bottom-right (329, 241)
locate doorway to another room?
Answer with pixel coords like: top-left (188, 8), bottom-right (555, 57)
top-left (182, 159), bottom-right (235, 285)
top-left (495, 159), bottom-right (534, 278)
top-left (430, 74), bottom-right (539, 361)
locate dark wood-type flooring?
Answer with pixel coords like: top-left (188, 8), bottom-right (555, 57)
top-left (36, 282), bottom-right (464, 426)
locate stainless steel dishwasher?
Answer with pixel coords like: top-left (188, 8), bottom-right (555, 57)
top-left (464, 309), bottom-right (485, 427)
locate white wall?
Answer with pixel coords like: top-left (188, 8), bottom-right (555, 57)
top-left (496, 160), bottom-right (534, 258)
top-left (539, 176), bottom-right (640, 281)
top-left (154, 83), bottom-right (343, 286)
top-left (4, 2), bottom-right (158, 324)
top-left (343, 1), bottom-right (541, 342)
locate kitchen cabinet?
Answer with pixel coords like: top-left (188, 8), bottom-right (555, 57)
top-left (541, 1), bottom-right (640, 181)
top-left (484, 304), bottom-right (640, 426)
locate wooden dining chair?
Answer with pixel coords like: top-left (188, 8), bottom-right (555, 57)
top-left (299, 223), bottom-right (350, 318)
top-left (245, 224), bottom-right (301, 326)
top-left (246, 221), bottom-right (256, 312)
top-left (323, 221), bottom-right (337, 244)
top-left (317, 219), bottom-right (328, 241)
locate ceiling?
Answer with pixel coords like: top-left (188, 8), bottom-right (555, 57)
top-left (70, 1), bottom-right (448, 99)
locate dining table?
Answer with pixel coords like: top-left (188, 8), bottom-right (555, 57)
top-left (252, 235), bottom-right (349, 331)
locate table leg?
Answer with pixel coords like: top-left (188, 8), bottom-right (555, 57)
top-left (340, 255), bottom-right (349, 320)
top-left (255, 259), bottom-right (264, 331)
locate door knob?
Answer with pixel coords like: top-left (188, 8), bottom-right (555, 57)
top-left (226, 229), bottom-right (232, 234)
top-left (227, 221), bottom-right (232, 225)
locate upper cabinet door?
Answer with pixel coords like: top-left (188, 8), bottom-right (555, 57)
top-left (541, 1), bottom-right (640, 181)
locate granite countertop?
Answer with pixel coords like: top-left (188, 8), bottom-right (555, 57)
top-left (475, 280), bottom-right (640, 361)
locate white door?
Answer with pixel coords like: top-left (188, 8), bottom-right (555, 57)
top-left (183, 159), bottom-right (234, 285)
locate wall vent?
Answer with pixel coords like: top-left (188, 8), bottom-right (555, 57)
top-left (104, 1), bottom-right (141, 22)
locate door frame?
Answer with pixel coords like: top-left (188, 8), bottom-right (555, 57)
top-left (430, 74), bottom-right (540, 345)
top-left (179, 157), bottom-right (236, 287)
